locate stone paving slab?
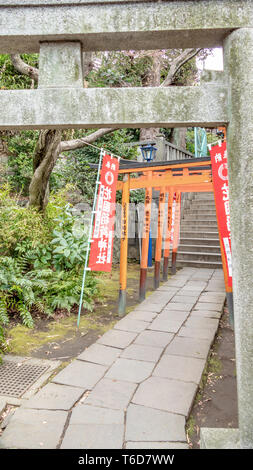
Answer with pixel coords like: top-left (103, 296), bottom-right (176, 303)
top-left (198, 294), bottom-right (225, 303)
top-left (113, 318), bottom-right (149, 333)
top-left (97, 329), bottom-right (138, 349)
top-left (165, 302), bottom-right (195, 311)
top-left (61, 405), bottom-right (124, 449)
top-left (132, 376), bottom-right (197, 417)
top-left (77, 343), bottom-right (121, 366)
top-left (178, 325), bottom-right (217, 342)
top-left (146, 291), bottom-right (178, 303)
top-left (61, 423), bottom-right (124, 449)
top-left (172, 294), bottom-right (199, 303)
top-left (205, 285), bottom-right (225, 293)
top-left (0, 267), bottom-right (225, 450)
top-left (191, 309), bottom-right (222, 319)
top-left (159, 310), bottom-right (189, 321)
top-left (120, 343), bottom-right (163, 363)
top-left (133, 330), bottom-right (174, 348)
top-left (84, 378), bottom-right (137, 410)
top-left (184, 316), bottom-right (219, 330)
top-left (161, 280), bottom-right (187, 288)
top-left (105, 358), bottom-right (154, 383)
top-left (127, 309), bottom-right (157, 322)
top-left (52, 360), bottom-right (107, 389)
top-left (194, 302), bottom-right (224, 311)
top-left (148, 317), bottom-right (185, 334)
top-left (125, 404), bottom-right (186, 442)
top-left (134, 303), bottom-right (162, 313)
top-left (70, 404), bottom-right (124, 425)
top-left (181, 282), bottom-right (207, 290)
top-left (179, 288), bottom-right (204, 296)
top-left (23, 383), bottom-right (84, 410)
top-left (153, 354), bottom-right (206, 384)
top-left (0, 408), bottom-right (67, 449)
top-left (125, 442), bottom-right (189, 449)
top-left (164, 336), bottom-right (211, 359)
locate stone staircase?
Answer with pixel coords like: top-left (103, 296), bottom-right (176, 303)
top-left (176, 192), bottom-right (222, 269)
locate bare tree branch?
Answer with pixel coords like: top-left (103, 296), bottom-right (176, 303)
top-left (60, 127), bottom-right (118, 152)
top-left (160, 48), bottom-right (202, 87)
top-left (10, 54), bottom-right (39, 82)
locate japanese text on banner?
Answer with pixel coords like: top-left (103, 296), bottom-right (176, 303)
top-left (88, 154), bottom-right (119, 272)
top-left (210, 141), bottom-right (232, 288)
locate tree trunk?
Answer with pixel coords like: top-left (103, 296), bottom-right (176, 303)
top-left (28, 129), bottom-right (62, 211)
top-left (170, 128), bottom-right (187, 150)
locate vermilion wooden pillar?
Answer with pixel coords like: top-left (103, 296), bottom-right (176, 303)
top-left (163, 189), bottom-right (174, 281)
top-left (139, 171), bottom-right (152, 301)
top-left (171, 191), bottom-right (181, 275)
top-left (118, 174), bottom-right (130, 315)
top-left (154, 189), bottom-right (165, 289)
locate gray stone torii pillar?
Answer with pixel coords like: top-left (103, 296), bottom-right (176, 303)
top-left (1, 0), bottom-right (253, 449)
top-left (201, 28), bottom-right (253, 449)
top-left (225, 28), bottom-right (253, 449)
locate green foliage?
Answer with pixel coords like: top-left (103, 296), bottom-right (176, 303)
top-left (186, 128), bottom-right (217, 155)
top-left (88, 52), bottom-right (153, 88)
top-left (0, 257), bottom-right (34, 328)
top-left (54, 129), bottom-right (138, 202)
top-left (0, 184), bottom-right (49, 256)
top-left (0, 54), bottom-right (38, 90)
top-left (129, 188), bottom-right (145, 204)
top-left (0, 186), bottom-right (100, 350)
top-left (5, 131), bottom-right (39, 194)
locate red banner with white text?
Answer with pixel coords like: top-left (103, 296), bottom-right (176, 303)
top-left (88, 154), bottom-right (119, 272)
top-left (210, 142), bottom-right (232, 289)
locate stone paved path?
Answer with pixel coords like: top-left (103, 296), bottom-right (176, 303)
top-left (0, 267), bottom-right (226, 449)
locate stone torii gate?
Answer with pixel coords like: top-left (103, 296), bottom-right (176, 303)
top-left (0, 0), bottom-right (252, 449)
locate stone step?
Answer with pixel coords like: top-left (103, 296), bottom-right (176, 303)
top-left (175, 259), bottom-right (223, 269)
top-left (179, 244), bottom-right (221, 253)
top-left (190, 200), bottom-right (216, 206)
top-left (180, 237), bottom-right (220, 246)
top-left (184, 203), bottom-right (216, 209)
top-left (193, 193), bottom-right (214, 200)
top-left (183, 214), bottom-right (217, 221)
top-left (181, 225), bottom-right (218, 232)
top-left (181, 221), bottom-right (218, 227)
top-left (183, 209), bottom-right (217, 216)
top-left (182, 218), bottom-right (217, 224)
top-left (177, 251), bottom-right (222, 262)
top-left (181, 231), bottom-right (219, 239)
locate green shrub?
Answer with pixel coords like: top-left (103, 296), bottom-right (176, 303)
top-left (0, 184), bottom-right (100, 340)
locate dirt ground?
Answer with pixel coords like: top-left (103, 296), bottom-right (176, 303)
top-left (186, 303), bottom-right (238, 448)
top-left (6, 263), bottom-right (154, 361)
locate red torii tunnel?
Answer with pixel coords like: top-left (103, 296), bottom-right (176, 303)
top-left (116, 157), bottom-right (231, 315)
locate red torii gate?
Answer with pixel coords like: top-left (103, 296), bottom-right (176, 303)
top-left (116, 157), bottom-right (231, 315)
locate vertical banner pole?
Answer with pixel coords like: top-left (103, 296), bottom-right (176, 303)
top-left (163, 189), bottom-right (174, 281)
top-left (171, 191), bottom-right (181, 275)
top-left (118, 174), bottom-right (130, 316)
top-left (139, 171), bottom-right (152, 301)
top-left (154, 188), bottom-right (165, 289)
top-left (77, 148), bottom-right (104, 329)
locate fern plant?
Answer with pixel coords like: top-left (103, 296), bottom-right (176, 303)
top-left (0, 186), bottom-right (100, 342)
top-left (0, 257), bottom-right (34, 328)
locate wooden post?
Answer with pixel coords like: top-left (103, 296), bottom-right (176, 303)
top-left (171, 191), bottom-right (181, 275)
top-left (118, 174), bottom-right (130, 315)
top-left (154, 189), bottom-right (165, 289)
top-left (163, 189), bottom-right (174, 281)
top-left (139, 171), bottom-right (152, 301)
